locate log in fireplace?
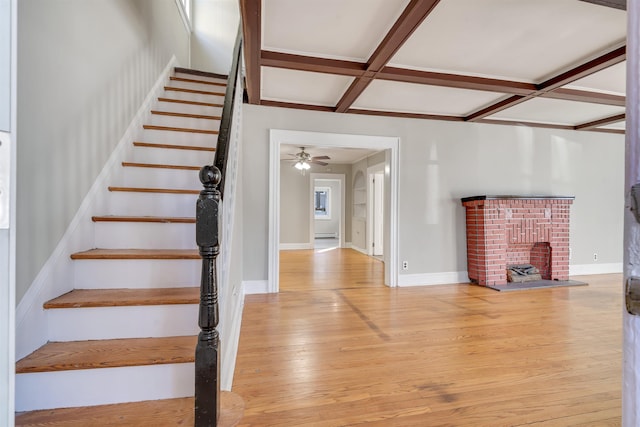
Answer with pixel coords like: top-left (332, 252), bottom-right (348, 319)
top-left (460, 195), bottom-right (574, 286)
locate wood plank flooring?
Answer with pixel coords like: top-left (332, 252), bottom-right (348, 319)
top-left (232, 248), bottom-right (622, 426)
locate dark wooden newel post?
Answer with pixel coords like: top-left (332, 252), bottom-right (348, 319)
top-left (195, 165), bottom-right (221, 426)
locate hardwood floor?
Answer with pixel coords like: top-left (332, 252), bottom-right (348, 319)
top-left (233, 248), bottom-right (622, 426)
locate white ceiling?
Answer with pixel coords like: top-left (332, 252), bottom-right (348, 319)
top-left (245, 0), bottom-right (627, 134)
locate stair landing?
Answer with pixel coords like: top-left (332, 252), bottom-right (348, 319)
top-left (15, 392), bottom-right (245, 427)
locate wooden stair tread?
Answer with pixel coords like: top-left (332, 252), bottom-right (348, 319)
top-left (108, 186), bottom-right (200, 194)
top-left (122, 161), bottom-right (201, 170)
top-left (158, 97), bottom-right (223, 108)
top-left (92, 215), bottom-right (196, 223)
top-left (15, 392), bottom-right (244, 426)
top-left (70, 249), bottom-right (200, 260)
top-left (174, 66), bottom-right (228, 80)
top-left (143, 124), bottom-right (219, 134)
top-left (169, 76), bottom-right (227, 87)
top-left (164, 86), bottom-right (225, 97)
top-left (15, 336), bottom-right (197, 373)
top-left (150, 109), bottom-right (221, 120)
top-left (133, 141), bottom-right (216, 151)
top-left (44, 287), bottom-right (199, 308)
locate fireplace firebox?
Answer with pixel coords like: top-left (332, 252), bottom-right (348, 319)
top-left (460, 195), bottom-right (574, 286)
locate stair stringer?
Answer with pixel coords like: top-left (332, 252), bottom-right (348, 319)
top-left (15, 56), bottom-right (179, 361)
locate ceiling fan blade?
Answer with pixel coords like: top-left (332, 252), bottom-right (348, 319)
top-left (311, 160), bottom-right (328, 166)
top-left (311, 155), bottom-right (330, 160)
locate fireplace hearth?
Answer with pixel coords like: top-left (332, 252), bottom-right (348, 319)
top-left (461, 195), bottom-right (574, 286)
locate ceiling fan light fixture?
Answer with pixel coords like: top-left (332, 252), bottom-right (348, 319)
top-left (294, 160), bottom-right (310, 170)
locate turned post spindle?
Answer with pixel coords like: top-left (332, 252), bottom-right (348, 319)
top-left (194, 165), bottom-right (221, 426)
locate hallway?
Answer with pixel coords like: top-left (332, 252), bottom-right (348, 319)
top-left (232, 249), bottom-right (622, 426)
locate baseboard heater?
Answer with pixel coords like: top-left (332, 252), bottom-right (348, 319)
top-left (315, 232), bottom-right (337, 239)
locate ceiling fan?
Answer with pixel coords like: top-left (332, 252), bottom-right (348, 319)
top-left (287, 147), bottom-right (330, 170)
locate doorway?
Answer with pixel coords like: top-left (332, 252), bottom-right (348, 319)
top-left (311, 175), bottom-right (344, 250)
top-left (269, 129), bottom-right (399, 292)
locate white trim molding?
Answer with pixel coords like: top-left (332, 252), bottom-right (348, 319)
top-left (569, 263), bottom-right (623, 276)
top-left (280, 243), bottom-right (314, 250)
top-left (243, 280), bottom-right (270, 295)
top-left (398, 271), bottom-right (469, 287)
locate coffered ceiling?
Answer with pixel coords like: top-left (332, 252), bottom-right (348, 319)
top-left (240, 0), bottom-right (627, 134)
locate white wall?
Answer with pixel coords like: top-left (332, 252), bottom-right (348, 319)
top-left (242, 104), bottom-right (624, 282)
top-left (279, 162), bottom-right (353, 245)
top-left (16, 0), bottom-right (190, 303)
top-left (191, 0), bottom-right (239, 75)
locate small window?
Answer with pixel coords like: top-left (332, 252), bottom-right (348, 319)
top-left (315, 187), bottom-right (331, 219)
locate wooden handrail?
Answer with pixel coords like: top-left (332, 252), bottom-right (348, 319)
top-left (194, 23), bottom-right (243, 426)
top-left (214, 25), bottom-right (243, 199)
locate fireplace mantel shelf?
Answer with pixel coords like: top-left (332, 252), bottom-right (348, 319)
top-left (461, 195), bottom-right (575, 203)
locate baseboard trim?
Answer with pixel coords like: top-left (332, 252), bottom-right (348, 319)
top-left (570, 263), bottom-right (623, 276)
top-left (279, 243), bottom-right (313, 250)
top-left (349, 245), bottom-right (368, 255)
top-left (15, 57), bottom-right (179, 360)
top-left (243, 280), bottom-right (270, 294)
top-left (398, 271), bottom-right (469, 287)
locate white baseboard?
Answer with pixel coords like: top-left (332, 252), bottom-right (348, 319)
top-left (398, 271), bottom-right (469, 287)
top-left (15, 57), bottom-right (179, 360)
top-left (349, 245), bottom-right (368, 255)
top-left (570, 263), bottom-right (623, 276)
top-left (279, 243), bottom-right (313, 250)
top-left (243, 280), bottom-right (270, 295)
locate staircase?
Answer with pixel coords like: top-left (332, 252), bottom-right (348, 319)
top-left (14, 68), bottom-right (243, 425)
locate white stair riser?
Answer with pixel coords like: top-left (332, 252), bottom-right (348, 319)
top-left (131, 146), bottom-right (213, 166)
top-left (174, 72), bottom-right (226, 86)
top-left (148, 113), bottom-right (220, 131)
top-left (106, 191), bottom-right (197, 217)
top-left (121, 166), bottom-right (201, 188)
top-left (168, 79), bottom-right (226, 93)
top-left (140, 128), bottom-right (216, 147)
top-left (156, 100), bottom-right (223, 116)
top-left (160, 89), bottom-right (224, 105)
top-left (15, 363), bottom-right (194, 411)
top-left (95, 221), bottom-right (196, 249)
top-left (74, 259), bottom-right (200, 289)
top-left (48, 305), bottom-right (198, 341)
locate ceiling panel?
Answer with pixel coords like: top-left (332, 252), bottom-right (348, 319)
top-left (262, 0), bottom-right (410, 61)
top-left (261, 67), bottom-right (354, 106)
top-left (490, 98), bottom-right (625, 125)
top-left (351, 80), bottom-right (508, 116)
top-left (564, 61), bottom-right (626, 95)
top-left (388, 0), bottom-right (626, 82)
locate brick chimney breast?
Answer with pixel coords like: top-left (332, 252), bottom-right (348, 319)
top-left (460, 196), bottom-right (574, 286)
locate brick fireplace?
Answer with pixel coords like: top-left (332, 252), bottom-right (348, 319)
top-left (460, 196), bottom-right (574, 286)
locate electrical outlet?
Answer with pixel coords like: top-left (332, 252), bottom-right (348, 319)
top-left (594, 253), bottom-right (598, 261)
top-left (402, 261), bottom-right (409, 270)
